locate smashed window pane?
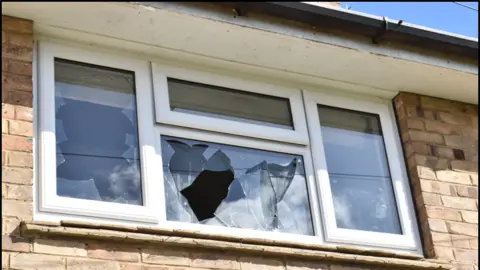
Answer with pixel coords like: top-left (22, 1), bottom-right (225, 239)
top-left (161, 135), bottom-right (314, 235)
top-left (318, 105), bottom-right (402, 234)
top-left (168, 78), bottom-right (294, 129)
top-left (54, 58), bottom-right (142, 205)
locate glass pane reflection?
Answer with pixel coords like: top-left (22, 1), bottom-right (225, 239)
top-left (318, 105), bottom-right (402, 234)
top-left (54, 59), bottom-right (142, 205)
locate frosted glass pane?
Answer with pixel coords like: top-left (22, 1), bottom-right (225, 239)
top-left (168, 78), bottom-right (294, 129)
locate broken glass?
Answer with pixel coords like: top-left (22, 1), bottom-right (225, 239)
top-left (161, 135), bottom-right (314, 235)
top-left (318, 105), bottom-right (402, 234)
top-left (54, 58), bottom-right (142, 205)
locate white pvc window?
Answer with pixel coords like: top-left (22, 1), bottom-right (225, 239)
top-left (303, 90), bottom-right (422, 251)
top-left (36, 41), bottom-right (421, 255)
top-left (37, 42), bottom-right (161, 222)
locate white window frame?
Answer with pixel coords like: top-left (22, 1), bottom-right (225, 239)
top-left (35, 40), bottom-right (422, 255)
top-left (152, 62), bottom-right (310, 145)
top-left (303, 90), bottom-right (422, 251)
top-left (37, 42), bottom-right (162, 223)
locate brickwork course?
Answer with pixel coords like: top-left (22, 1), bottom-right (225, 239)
top-left (1, 15), bottom-right (478, 270)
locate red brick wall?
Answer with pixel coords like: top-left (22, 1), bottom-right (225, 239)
top-left (394, 93), bottom-right (478, 269)
top-left (1, 15), bottom-right (477, 270)
top-left (2, 15), bottom-right (35, 262)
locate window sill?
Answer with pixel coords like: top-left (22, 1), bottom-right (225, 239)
top-left (21, 221), bottom-right (450, 270)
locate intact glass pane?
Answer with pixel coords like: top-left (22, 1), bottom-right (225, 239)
top-left (54, 58), bottom-right (142, 205)
top-left (161, 135), bottom-right (314, 235)
top-left (318, 105), bottom-right (402, 234)
top-left (168, 78), bottom-right (294, 129)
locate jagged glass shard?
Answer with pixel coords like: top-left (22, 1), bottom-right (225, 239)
top-left (55, 119), bottom-right (68, 144)
top-left (245, 158), bottom-right (297, 230)
top-left (57, 177), bottom-right (101, 201)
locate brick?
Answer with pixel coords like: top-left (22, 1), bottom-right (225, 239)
top-left (2, 183), bottom-right (6, 198)
top-left (34, 238), bottom-right (87, 256)
top-left (404, 141), bottom-right (430, 157)
top-left (2, 199), bottom-right (32, 218)
top-left (87, 243), bottom-right (140, 262)
top-left (459, 126), bottom-right (478, 139)
top-left (2, 151), bottom-right (6, 166)
top-left (463, 149), bottom-right (478, 162)
top-left (420, 180), bottom-right (454, 195)
top-left (451, 160), bottom-right (478, 173)
top-left (2, 16), bottom-right (33, 34)
top-left (2, 59), bottom-right (8, 71)
top-left (425, 120), bottom-right (459, 135)
top-left (433, 246), bottom-right (455, 260)
top-left (418, 192), bottom-right (442, 206)
top-left (286, 261), bottom-right (329, 270)
top-left (5, 183), bottom-right (33, 200)
top-left (1, 235), bottom-right (31, 252)
top-left (439, 112), bottom-right (473, 126)
top-left (119, 263), bottom-right (143, 270)
top-left (8, 119), bottom-right (32, 136)
top-left (409, 130), bottom-right (444, 144)
top-left (469, 238), bottom-right (478, 250)
top-left (11, 253), bottom-right (65, 270)
top-left (426, 206), bottom-right (462, 221)
top-left (7, 32), bottom-right (33, 48)
top-left (142, 248), bottom-right (191, 266)
top-left (67, 258), bottom-right (120, 270)
top-left (2, 134), bottom-right (32, 152)
top-left (3, 44), bottom-right (33, 62)
top-left (2, 251), bottom-right (8, 269)
top-left (191, 252), bottom-right (240, 269)
top-left (428, 219), bottom-right (448, 233)
top-left (471, 174), bottom-right (478, 186)
top-left (453, 249), bottom-right (478, 264)
top-left (450, 235), bottom-right (471, 248)
top-left (4, 89), bottom-right (32, 107)
top-left (432, 146), bottom-right (456, 160)
top-left (447, 221), bottom-right (478, 236)
top-left (431, 232), bottom-right (452, 247)
top-left (461, 210), bottom-right (478, 224)
top-left (406, 118), bottom-right (425, 130)
top-left (413, 155), bottom-right (449, 170)
top-left (455, 185), bottom-right (478, 198)
top-left (395, 93), bottom-right (420, 107)
top-left (441, 196), bottom-right (477, 210)
top-left (3, 73), bottom-right (32, 92)
top-left (3, 218), bottom-right (21, 235)
top-left (239, 256), bottom-right (284, 270)
top-left (7, 151), bottom-right (33, 168)
top-left (436, 170), bottom-right (471, 185)
top-left (444, 135), bottom-right (477, 149)
top-left (2, 167), bottom-right (33, 184)
top-left (2, 119), bottom-right (8, 133)
top-left (15, 105), bottom-right (33, 121)
top-left (2, 103), bottom-right (15, 119)
top-left (421, 96), bottom-right (453, 111)
top-left (7, 59), bottom-right (32, 76)
top-left (415, 167), bottom-right (437, 180)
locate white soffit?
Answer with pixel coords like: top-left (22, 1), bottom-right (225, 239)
top-left (2, 2), bottom-right (478, 104)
